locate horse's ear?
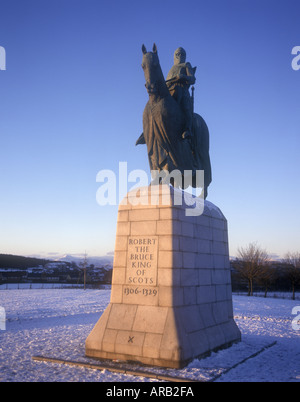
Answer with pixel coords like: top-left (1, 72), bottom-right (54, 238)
top-left (142, 44), bottom-right (147, 54)
top-left (153, 43), bottom-right (157, 53)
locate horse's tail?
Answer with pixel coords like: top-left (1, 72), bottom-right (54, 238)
top-left (192, 113), bottom-right (212, 192)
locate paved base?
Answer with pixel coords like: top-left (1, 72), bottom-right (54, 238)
top-left (86, 185), bottom-right (241, 368)
top-left (34, 341), bottom-right (277, 381)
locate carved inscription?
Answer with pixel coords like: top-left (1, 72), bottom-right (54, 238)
top-left (126, 236), bottom-right (158, 285)
top-left (124, 236), bottom-right (158, 305)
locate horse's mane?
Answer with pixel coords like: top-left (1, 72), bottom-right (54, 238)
top-left (154, 59), bottom-right (170, 99)
top-left (142, 45), bottom-right (170, 99)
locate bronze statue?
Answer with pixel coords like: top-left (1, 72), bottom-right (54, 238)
top-left (136, 44), bottom-right (212, 199)
top-left (166, 47), bottom-right (196, 140)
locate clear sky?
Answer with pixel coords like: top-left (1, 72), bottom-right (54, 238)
top-left (0, 0), bottom-right (299, 260)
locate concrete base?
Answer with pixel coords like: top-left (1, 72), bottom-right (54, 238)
top-left (85, 185), bottom-right (241, 368)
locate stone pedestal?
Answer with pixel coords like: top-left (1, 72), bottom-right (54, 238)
top-left (85, 185), bottom-right (241, 368)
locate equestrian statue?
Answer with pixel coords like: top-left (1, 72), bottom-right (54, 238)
top-left (136, 44), bottom-right (212, 199)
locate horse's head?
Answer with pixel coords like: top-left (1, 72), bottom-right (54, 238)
top-left (141, 43), bottom-right (165, 96)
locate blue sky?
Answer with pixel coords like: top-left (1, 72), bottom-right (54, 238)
top-left (0, 0), bottom-right (299, 259)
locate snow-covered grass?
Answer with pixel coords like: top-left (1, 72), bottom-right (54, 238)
top-left (233, 290), bottom-right (300, 301)
top-left (0, 283), bottom-right (111, 290)
top-left (0, 289), bottom-right (300, 382)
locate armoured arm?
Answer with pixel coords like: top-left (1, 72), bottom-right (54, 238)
top-left (178, 63), bottom-right (196, 86)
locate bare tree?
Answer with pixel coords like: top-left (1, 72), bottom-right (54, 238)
top-left (79, 252), bottom-right (88, 290)
top-left (235, 242), bottom-right (270, 296)
top-left (282, 252), bottom-right (300, 300)
top-left (256, 263), bottom-right (276, 298)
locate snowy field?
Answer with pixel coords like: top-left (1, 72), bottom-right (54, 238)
top-left (0, 288), bottom-right (300, 382)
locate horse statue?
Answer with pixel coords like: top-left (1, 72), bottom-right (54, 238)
top-left (136, 43), bottom-right (212, 199)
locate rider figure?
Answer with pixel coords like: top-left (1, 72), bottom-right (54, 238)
top-left (166, 47), bottom-right (196, 140)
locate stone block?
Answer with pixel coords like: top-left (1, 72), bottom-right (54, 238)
top-left (206, 325), bottom-right (226, 350)
top-left (102, 329), bottom-right (118, 352)
top-left (114, 330), bottom-right (145, 356)
top-left (158, 286), bottom-right (184, 307)
top-left (198, 269), bottom-right (212, 285)
top-left (179, 236), bottom-right (197, 252)
top-left (159, 308), bottom-right (189, 363)
top-left (157, 268), bottom-right (180, 286)
top-left (215, 284), bottom-right (229, 302)
top-left (129, 208), bottom-right (159, 221)
top-left (110, 285), bottom-right (123, 303)
top-left (114, 236), bottom-right (128, 251)
top-left (131, 221), bottom-right (157, 235)
top-left (113, 251), bottom-right (127, 267)
top-left (157, 219), bottom-right (181, 235)
top-left (111, 268), bottom-right (125, 285)
top-left (143, 333), bottom-right (162, 359)
top-left (213, 254), bottom-right (226, 269)
top-left (183, 252), bottom-right (195, 268)
top-left (226, 283), bottom-right (234, 300)
top-left (188, 330), bottom-right (210, 357)
top-left (181, 221), bottom-right (194, 237)
top-left (117, 210), bottom-right (129, 222)
top-left (85, 304), bottom-right (112, 351)
top-left (157, 250), bottom-right (183, 269)
top-left (181, 268), bottom-right (199, 286)
top-left (196, 253), bottom-right (213, 269)
top-left (159, 207), bottom-right (177, 220)
top-left (197, 239), bottom-right (211, 254)
top-left (118, 196), bottom-right (132, 211)
top-left (196, 214), bottom-right (211, 227)
top-left (157, 250), bottom-right (173, 268)
top-left (183, 286), bottom-right (197, 305)
top-left (197, 285), bottom-right (216, 304)
top-left (212, 240), bottom-right (227, 255)
top-left (107, 304), bottom-right (137, 331)
top-left (116, 221), bottom-right (130, 236)
top-left (132, 305), bottom-right (168, 334)
top-left (221, 320), bottom-right (242, 344)
top-left (211, 218), bottom-right (225, 230)
top-left (177, 305), bottom-right (205, 333)
top-left (127, 188), bottom-right (157, 208)
top-left (173, 252), bottom-right (183, 268)
top-left (212, 301), bottom-right (230, 324)
top-left (212, 269), bottom-right (227, 285)
top-left (195, 225), bottom-right (212, 240)
top-left (158, 235), bottom-right (179, 251)
top-left (198, 303), bottom-right (216, 328)
top-left (212, 228), bottom-right (226, 242)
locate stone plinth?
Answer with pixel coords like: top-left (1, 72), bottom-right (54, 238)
top-left (85, 185), bottom-right (241, 368)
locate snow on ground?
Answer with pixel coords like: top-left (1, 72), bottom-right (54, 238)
top-left (0, 288), bottom-right (300, 382)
